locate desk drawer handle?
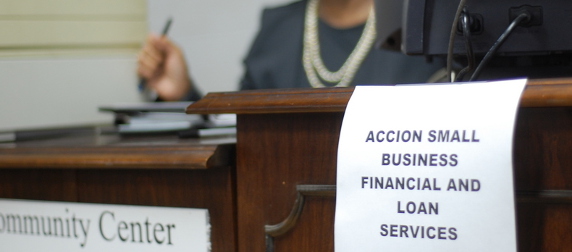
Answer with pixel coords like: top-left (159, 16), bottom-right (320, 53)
top-left (265, 185), bottom-right (335, 252)
top-left (264, 186), bottom-right (572, 252)
top-left (265, 184), bottom-right (335, 237)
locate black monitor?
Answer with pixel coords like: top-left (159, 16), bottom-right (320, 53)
top-left (375, 0), bottom-right (572, 80)
top-left (376, 0), bottom-right (572, 56)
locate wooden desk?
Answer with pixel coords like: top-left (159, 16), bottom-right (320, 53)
top-left (188, 78), bottom-right (572, 252)
top-left (0, 132), bottom-right (237, 252)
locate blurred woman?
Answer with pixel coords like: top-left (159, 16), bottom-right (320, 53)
top-left (137, 0), bottom-right (443, 101)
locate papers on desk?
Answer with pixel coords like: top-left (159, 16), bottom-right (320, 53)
top-left (116, 112), bottom-right (204, 133)
top-left (0, 132), bottom-right (16, 142)
top-left (99, 102), bottom-right (236, 137)
top-left (0, 126), bottom-right (96, 143)
top-left (99, 101), bottom-right (194, 113)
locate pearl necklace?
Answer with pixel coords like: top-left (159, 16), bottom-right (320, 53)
top-left (302, 0), bottom-right (377, 88)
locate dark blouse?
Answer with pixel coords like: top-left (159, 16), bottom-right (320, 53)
top-left (239, 0), bottom-right (444, 90)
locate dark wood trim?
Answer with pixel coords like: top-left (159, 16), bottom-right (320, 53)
top-left (0, 133), bottom-right (235, 169)
top-left (186, 78), bottom-right (572, 115)
top-left (187, 87), bottom-right (354, 115)
top-left (0, 134), bottom-right (238, 252)
top-left (265, 185), bottom-right (336, 238)
top-left (265, 185), bottom-right (572, 240)
top-left (0, 144), bottom-right (234, 169)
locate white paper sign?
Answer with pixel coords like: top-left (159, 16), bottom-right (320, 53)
top-left (0, 199), bottom-right (210, 252)
top-left (335, 79), bottom-right (526, 252)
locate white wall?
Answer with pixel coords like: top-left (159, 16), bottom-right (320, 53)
top-left (147, 0), bottom-right (291, 93)
top-left (0, 0), bottom-right (291, 131)
top-left (0, 56), bottom-right (145, 130)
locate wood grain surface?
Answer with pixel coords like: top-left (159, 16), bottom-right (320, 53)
top-left (186, 82), bottom-right (572, 252)
top-left (187, 78), bottom-right (572, 115)
top-left (232, 107), bottom-right (572, 252)
top-left (0, 133), bottom-right (235, 169)
top-left (0, 132), bottom-right (238, 252)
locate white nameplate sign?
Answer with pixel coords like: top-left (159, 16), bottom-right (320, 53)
top-left (335, 79), bottom-right (526, 252)
top-left (0, 199), bottom-right (210, 252)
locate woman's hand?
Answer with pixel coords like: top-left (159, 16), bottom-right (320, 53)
top-left (137, 34), bottom-right (192, 101)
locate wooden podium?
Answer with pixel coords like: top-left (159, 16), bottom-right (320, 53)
top-left (0, 134), bottom-right (237, 252)
top-left (187, 78), bottom-right (572, 252)
top-left (1, 78), bottom-right (571, 252)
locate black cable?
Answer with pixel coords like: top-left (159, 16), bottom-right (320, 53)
top-left (455, 9), bottom-right (476, 82)
top-left (447, 0), bottom-right (468, 82)
top-left (469, 12), bottom-right (531, 81)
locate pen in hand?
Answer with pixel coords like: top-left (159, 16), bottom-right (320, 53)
top-left (138, 17), bottom-right (173, 92)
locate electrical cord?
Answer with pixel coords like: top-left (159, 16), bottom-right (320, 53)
top-left (455, 8), bottom-right (476, 82)
top-left (446, 0), bottom-right (468, 82)
top-left (469, 12), bottom-right (531, 81)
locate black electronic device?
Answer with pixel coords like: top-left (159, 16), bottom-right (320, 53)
top-left (402, 0), bottom-right (572, 56)
top-left (374, 0), bottom-right (572, 81)
top-left (376, 0), bottom-right (572, 56)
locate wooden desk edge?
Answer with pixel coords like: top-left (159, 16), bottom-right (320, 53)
top-left (187, 78), bottom-right (572, 115)
top-left (0, 143), bottom-right (236, 170)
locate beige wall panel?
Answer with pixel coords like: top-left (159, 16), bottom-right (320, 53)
top-left (0, 20), bottom-right (146, 48)
top-left (0, 0), bottom-right (146, 56)
top-left (0, 0), bottom-right (146, 16)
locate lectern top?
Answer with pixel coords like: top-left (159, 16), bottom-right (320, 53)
top-left (187, 78), bottom-right (572, 115)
